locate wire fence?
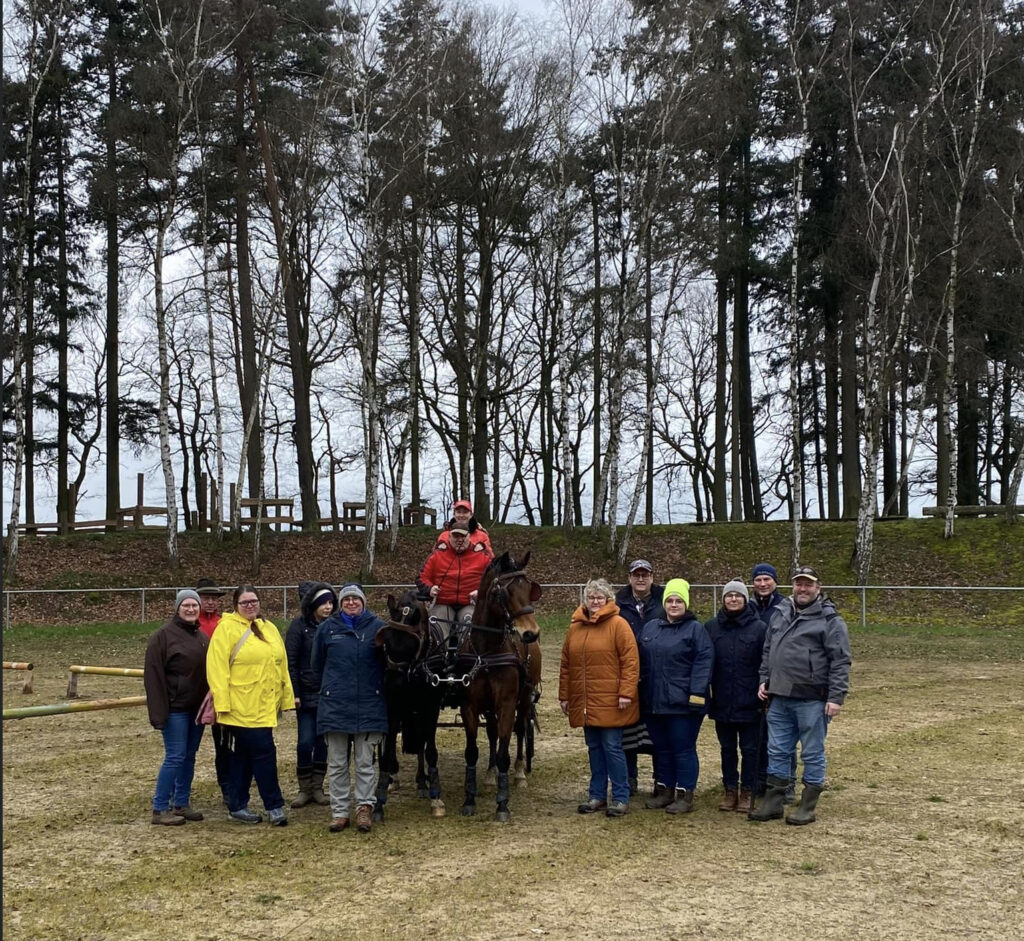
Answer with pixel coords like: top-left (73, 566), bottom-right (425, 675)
top-left (2, 583), bottom-right (1020, 630)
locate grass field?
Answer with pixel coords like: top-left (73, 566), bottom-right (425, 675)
top-left (3, 612), bottom-right (1023, 940)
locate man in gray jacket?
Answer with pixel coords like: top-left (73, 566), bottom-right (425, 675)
top-left (749, 565), bottom-right (851, 825)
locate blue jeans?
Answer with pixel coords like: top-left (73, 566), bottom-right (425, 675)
top-left (583, 726), bottom-right (629, 804)
top-left (153, 712), bottom-right (205, 811)
top-left (646, 714), bottom-right (704, 791)
top-left (766, 696), bottom-right (829, 786)
top-left (714, 720), bottom-right (760, 791)
top-left (295, 706), bottom-right (328, 769)
top-left (226, 726), bottom-right (285, 813)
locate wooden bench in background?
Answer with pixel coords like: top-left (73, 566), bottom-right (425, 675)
top-left (922, 505), bottom-right (1023, 517)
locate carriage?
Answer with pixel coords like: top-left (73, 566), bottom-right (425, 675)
top-left (374, 552), bottom-right (542, 822)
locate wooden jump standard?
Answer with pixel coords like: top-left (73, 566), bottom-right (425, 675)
top-left (66, 665), bottom-right (144, 699)
top-left (3, 661), bottom-right (34, 694)
top-left (3, 696), bottom-right (147, 720)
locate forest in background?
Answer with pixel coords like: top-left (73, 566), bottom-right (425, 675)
top-left (3, 0), bottom-right (1024, 583)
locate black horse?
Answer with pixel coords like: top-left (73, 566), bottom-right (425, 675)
top-left (373, 590), bottom-right (447, 819)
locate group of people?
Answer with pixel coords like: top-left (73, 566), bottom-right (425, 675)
top-left (144, 579), bottom-right (387, 833)
top-left (558, 560), bottom-right (852, 825)
top-left (143, 500), bottom-right (852, 831)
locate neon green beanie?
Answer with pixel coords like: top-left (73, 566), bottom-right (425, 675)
top-left (663, 578), bottom-right (690, 608)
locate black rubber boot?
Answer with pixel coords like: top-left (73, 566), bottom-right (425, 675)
top-left (785, 783), bottom-right (823, 826)
top-left (748, 774), bottom-right (788, 821)
top-left (665, 788), bottom-right (695, 814)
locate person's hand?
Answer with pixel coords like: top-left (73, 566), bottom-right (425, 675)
top-left (469, 590), bottom-right (478, 603)
top-left (825, 701), bottom-right (842, 718)
top-left (430, 585), bottom-right (440, 599)
top-left (559, 700), bottom-right (569, 716)
top-left (294, 697), bottom-right (301, 708)
top-left (758, 683), bottom-right (769, 701)
top-left (617, 697), bottom-right (631, 710)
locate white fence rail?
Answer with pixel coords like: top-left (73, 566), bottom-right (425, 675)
top-left (2, 583), bottom-right (1020, 630)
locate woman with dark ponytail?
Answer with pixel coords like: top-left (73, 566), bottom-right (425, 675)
top-left (207, 585), bottom-right (295, 826)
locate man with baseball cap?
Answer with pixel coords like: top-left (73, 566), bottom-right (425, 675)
top-left (437, 499), bottom-right (492, 555)
top-left (614, 560), bottom-right (665, 796)
top-left (194, 577), bottom-right (231, 804)
top-left (749, 565), bottom-right (851, 826)
top-left (417, 516), bottom-right (492, 628)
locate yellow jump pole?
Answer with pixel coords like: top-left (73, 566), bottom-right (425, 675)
top-left (66, 665), bottom-right (144, 699)
top-left (3, 661), bottom-right (34, 694)
top-left (4, 695), bottom-right (147, 720)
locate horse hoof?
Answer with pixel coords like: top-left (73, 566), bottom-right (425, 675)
top-left (461, 804), bottom-right (476, 817)
top-left (494, 809), bottom-right (511, 823)
top-left (372, 809), bottom-right (384, 823)
top-left (417, 787), bottom-right (429, 799)
top-left (515, 776), bottom-right (528, 789)
top-left (486, 769), bottom-right (498, 786)
top-left (431, 799), bottom-right (446, 818)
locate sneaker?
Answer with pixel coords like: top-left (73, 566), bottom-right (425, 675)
top-left (173, 805), bottom-right (204, 821)
top-left (152, 809), bottom-right (186, 827)
top-left (605, 800), bottom-right (629, 817)
top-left (577, 799), bottom-right (607, 814)
top-left (267, 807), bottom-right (288, 827)
top-left (354, 804), bottom-right (372, 833)
top-left (228, 807), bottom-right (263, 824)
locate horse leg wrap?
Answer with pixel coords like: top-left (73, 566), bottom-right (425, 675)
top-left (429, 766), bottom-right (441, 800)
top-left (496, 771), bottom-right (510, 807)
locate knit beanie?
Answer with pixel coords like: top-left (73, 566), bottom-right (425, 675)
top-left (339, 583), bottom-right (367, 605)
top-left (751, 562), bottom-right (778, 582)
top-left (175, 589), bottom-right (201, 611)
top-left (722, 579), bottom-right (749, 601)
top-left (310, 587), bottom-right (336, 609)
top-left (662, 578), bottom-right (690, 608)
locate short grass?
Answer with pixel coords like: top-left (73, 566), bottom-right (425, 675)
top-left (3, 611), bottom-right (1023, 940)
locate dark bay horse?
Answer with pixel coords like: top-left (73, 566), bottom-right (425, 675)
top-left (459, 551), bottom-right (541, 821)
top-left (374, 590), bottom-right (446, 819)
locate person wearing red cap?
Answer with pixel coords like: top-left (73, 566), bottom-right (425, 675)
top-left (417, 521), bottom-right (492, 627)
top-left (437, 499), bottom-right (492, 555)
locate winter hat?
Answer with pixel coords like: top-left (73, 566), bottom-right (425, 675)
top-left (339, 583), bottom-right (367, 604)
top-left (662, 578), bottom-right (690, 608)
top-left (722, 579), bottom-right (749, 601)
top-left (310, 586), bottom-right (336, 609)
top-left (751, 562), bottom-right (778, 582)
top-left (175, 589), bottom-right (201, 611)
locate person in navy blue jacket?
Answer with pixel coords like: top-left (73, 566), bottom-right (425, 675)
top-left (704, 579), bottom-right (766, 814)
top-left (311, 583), bottom-right (387, 834)
top-left (636, 578), bottom-right (714, 815)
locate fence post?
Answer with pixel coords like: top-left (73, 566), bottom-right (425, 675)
top-left (283, 586), bottom-right (288, 621)
top-left (861, 587), bottom-right (867, 629)
top-left (4, 591), bottom-right (9, 631)
top-left (141, 588), bottom-right (147, 624)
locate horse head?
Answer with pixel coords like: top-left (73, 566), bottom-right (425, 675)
top-left (377, 589), bottom-right (431, 670)
top-left (473, 551), bottom-right (542, 637)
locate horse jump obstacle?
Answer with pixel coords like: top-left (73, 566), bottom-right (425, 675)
top-left (3, 661), bottom-right (34, 694)
top-left (66, 665), bottom-right (143, 699)
top-left (3, 695), bottom-right (147, 720)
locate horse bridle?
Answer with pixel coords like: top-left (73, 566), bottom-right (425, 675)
top-left (474, 568), bottom-right (536, 634)
top-left (379, 617), bottom-right (429, 672)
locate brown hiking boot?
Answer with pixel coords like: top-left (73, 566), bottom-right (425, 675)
top-left (355, 804), bottom-right (373, 832)
top-left (735, 790), bottom-right (755, 814)
top-left (173, 805), bottom-right (204, 821)
top-left (329, 817), bottom-right (349, 832)
top-left (718, 788), bottom-right (738, 812)
top-left (152, 809), bottom-right (186, 826)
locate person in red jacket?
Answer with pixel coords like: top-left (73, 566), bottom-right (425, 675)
top-left (417, 522), bottom-right (492, 627)
top-left (437, 499), bottom-right (493, 555)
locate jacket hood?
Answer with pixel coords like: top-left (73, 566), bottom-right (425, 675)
top-left (301, 581), bottom-right (338, 624)
top-left (716, 602), bottom-right (759, 626)
top-left (571, 599), bottom-right (620, 625)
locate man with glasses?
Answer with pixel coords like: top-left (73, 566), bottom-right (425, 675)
top-left (416, 520), bottom-right (493, 629)
top-left (614, 560), bottom-right (665, 796)
top-left (749, 565), bottom-right (851, 826)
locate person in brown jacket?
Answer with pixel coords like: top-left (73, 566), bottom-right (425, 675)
top-left (559, 578), bottom-right (640, 818)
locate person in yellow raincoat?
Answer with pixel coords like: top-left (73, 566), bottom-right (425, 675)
top-left (207, 584), bottom-right (295, 825)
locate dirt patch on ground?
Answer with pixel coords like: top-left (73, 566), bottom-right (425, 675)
top-left (4, 625), bottom-right (1024, 940)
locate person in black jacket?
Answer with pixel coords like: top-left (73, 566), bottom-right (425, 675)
top-left (285, 582), bottom-right (337, 808)
top-left (705, 580), bottom-right (765, 814)
top-left (144, 589), bottom-right (209, 826)
top-left (614, 560), bottom-right (665, 796)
